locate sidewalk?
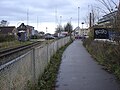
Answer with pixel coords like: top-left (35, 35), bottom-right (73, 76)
top-left (55, 40), bottom-right (120, 90)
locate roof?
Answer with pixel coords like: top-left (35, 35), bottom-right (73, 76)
top-left (0, 26), bottom-right (16, 34)
top-left (17, 23), bottom-right (27, 31)
top-left (103, 11), bottom-right (117, 18)
top-left (98, 11), bottom-right (117, 24)
top-left (26, 25), bottom-right (34, 29)
top-left (74, 26), bottom-right (80, 31)
top-left (17, 23), bottom-right (34, 33)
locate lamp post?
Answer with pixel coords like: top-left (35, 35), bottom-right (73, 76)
top-left (82, 22), bottom-right (84, 36)
top-left (77, 7), bottom-right (80, 36)
top-left (59, 16), bottom-right (62, 36)
top-left (27, 9), bottom-right (29, 25)
top-left (46, 27), bottom-right (48, 34)
top-left (60, 16), bottom-right (62, 26)
top-left (82, 22), bottom-right (84, 29)
top-left (46, 27), bottom-right (49, 61)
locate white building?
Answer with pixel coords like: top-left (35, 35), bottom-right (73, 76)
top-left (80, 28), bottom-right (90, 36)
top-left (74, 26), bottom-right (89, 36)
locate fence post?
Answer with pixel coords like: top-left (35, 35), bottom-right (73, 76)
top-left (32, 48), bottom-right (36, 84)
top-left (47, 42), bottom-right (49, 62)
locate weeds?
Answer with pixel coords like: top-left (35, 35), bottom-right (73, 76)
top-left (83, 38), bottom-right (120, 80)
top-left (0, 40), bottom-right (32, 50)
top-left (33, 41), bottom-right (72, 90)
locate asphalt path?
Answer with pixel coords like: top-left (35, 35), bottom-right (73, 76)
top-left (55, 40), bottom-right (120, 90)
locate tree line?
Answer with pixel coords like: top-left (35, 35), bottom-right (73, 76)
top-left (55, 22), bottom-right (73, 35)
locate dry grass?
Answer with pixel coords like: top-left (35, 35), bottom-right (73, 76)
top-left (0, 40), bottom-right (32, 50)
top-left (83, 38), bottom-right (120, 79)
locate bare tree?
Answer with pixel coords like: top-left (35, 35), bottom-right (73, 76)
top-left (96, 0), bottom-right (120, 43)
top-left (96, 0), bottom-right (119, 28)
top-left (0, 20), bottom-right (9, 26)
top-left (55, 25), bottom-right (63, 33)
top-left (83, 5), bottom-right (102, 27)
top-left (84, 0), bottom-right (119, 29)
top-left (97, 0), bottom-right (118, 12)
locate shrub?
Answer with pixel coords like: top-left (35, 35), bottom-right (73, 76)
top-left (31, 35), bottom-right (43, 39)
top-left (0, 35), bottom-right (16, 42)
top-left (83, 38), bottom-right (120, 79)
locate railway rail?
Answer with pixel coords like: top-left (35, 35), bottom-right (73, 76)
top-left (0, 41), bottom-right (42, 64)
top-left (0, 41), bottom-right (42, 58)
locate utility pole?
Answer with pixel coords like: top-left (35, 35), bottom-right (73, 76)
top-left (37, 16), bottom-right (38, 30)
top-left (27, 9), bottom-right (29, 25)
top-left (59, 16), bottom-right (62, 36)
top-left (89, 13), bottom-right (92, 28)
top-left (70, 17), bottom-right (72, 23)
top-left (78, 7), bottom-right (80, 27)
top-left (55, 8), bottom-right (58, 26)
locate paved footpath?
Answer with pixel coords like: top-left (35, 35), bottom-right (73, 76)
top-left (55, 40), bottom-right (120, 90)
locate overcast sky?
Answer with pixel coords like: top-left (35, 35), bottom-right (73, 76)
top-left (0, 0), bottom-right (118, 33)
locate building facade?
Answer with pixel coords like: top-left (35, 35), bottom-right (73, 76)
top-left (97, 11), bottom-right (117, 28)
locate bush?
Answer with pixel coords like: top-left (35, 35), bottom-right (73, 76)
top-left (0, 35), bottom-right (16, 42)
top-left (83, 38), bottom-right (120, 79)
top-left (31, 35), bottom-right (43, 39)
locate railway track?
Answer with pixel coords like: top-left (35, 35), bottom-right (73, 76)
top-left (0, 41), bottom-right (42, 58)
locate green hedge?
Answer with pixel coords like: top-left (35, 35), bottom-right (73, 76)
top-left (83, 38), bottom-right (120, 79)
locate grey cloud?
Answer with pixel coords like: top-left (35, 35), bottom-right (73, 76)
top-left (0, 0), bottom-right (102, 25)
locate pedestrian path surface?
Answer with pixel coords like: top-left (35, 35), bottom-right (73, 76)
top-left (55, 40), bottom-right (120, 90)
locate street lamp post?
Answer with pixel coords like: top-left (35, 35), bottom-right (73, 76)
top-left (46, 27), bottom-right (49, 61)
top-left (82, 22), bottom-right (84, 36)
top-left (82, 22), bottom-right (84, 29)
top-left (46, 27), bottom-right (48, 34)
top-left (77, 7), bottom-right (80, 36)
top-left (60, 16), bottom-right (62, 26)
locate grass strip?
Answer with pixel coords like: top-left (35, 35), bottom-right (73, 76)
top-left (0, 40), bottom-right (32, 50)
top-left (33, 41), bottom-right (72, 90)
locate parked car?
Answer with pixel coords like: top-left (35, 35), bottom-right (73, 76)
top-left (45, 35), bottom-right (56, 40)
top-left (75, 35), bottom-right (81, 39)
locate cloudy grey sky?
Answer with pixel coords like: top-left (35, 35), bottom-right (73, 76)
top-left (0, 0), bottom-right (118, 33)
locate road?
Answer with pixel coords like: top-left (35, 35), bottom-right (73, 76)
top-left (55, 40), bottom-right (120, 90)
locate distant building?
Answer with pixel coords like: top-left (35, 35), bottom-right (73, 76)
top-left (74, 26), bottom-right (89, 36)
top-left (26, 25), bottom-right (35, 37)
top-left (39, 31), bottom-right (45, 36)
top-left (0, 26), bottom-right (17, 36)
top-left (97, 11), bottom-right (117, 28)
top-left (34, 30), bottom-right (39, 36)
top-left (80, 28), bottom-right (89, 36)
top-left (17, 23), bottom-right (35, 38)
top-left (17, 23), bottom-right (27, 32)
